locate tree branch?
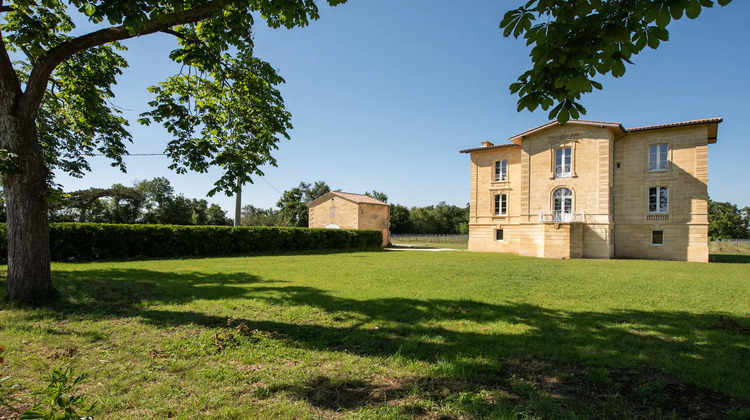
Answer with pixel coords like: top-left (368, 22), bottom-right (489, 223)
top-left (160, 29), bottom-right (188, 40)
top-left (20, 0), bottom-right (226, 116)
top-left (0, 27), bottom-right (22, 106)
top-left (0, 6), bottom-right (12, 13)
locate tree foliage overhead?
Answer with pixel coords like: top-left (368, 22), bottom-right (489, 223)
top-left (501, 0), bottom-right (733, 123)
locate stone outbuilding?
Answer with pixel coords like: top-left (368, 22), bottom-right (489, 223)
top-left (308, 192), bottom-right (390, 246)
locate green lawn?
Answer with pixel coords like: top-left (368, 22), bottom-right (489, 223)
top-left (1, 251), bottom-right (749, 419)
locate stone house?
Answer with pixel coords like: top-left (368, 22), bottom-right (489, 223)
top-left (308, 192), bottom-right (390, 246)
top-left (459, 118), bottom-right (722, 262)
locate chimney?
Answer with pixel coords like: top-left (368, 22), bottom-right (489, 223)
top-left (481, 141), bottom-right (494, 147)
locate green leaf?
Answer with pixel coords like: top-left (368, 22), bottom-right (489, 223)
top-left (83, 4), bottom-right (96, 17)
top-left (670, 5), bottom-right (684, 20)
top-left (611, 60), bottom-right (626, 77)
top-left (557, 107), bottom-right (571, 125)
top-left (686, 0), bottom-right (702, 19)
top-left (656, 6), bottom-right (671, 27)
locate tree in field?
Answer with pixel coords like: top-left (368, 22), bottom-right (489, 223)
top-left (276, 183), bottom-right (308, 227)
top-left (388, 204), bottom-right (411, 234)
top-left (501, 0), bottom-right (733, 123)
top-left (305, 181), bottom-right (332, 203)
top-left (0, 0), bottom-right (347, 304)
top-left (409, 202), bottom-right (468, 235)
top-left (205, 203), bottom-right (231, 226)
top-left (708, 199), bottom-right (750, 240)
top-left (364, 190), bottom-right (387, 203)
top-left (276, 180), bottom-right (333, 227)
top-left (240, 204), bottom-right (281, 226)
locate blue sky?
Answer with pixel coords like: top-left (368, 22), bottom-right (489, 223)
top-left (54, 0), bottom-right (750, 213)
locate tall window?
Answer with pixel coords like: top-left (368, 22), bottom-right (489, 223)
top-left (553, 187), bottom-right (573, 222)
top-left (494, 160), bottom-right (507, 182)
top-left (555, 147), bottom-right (572, 178)
top-left (648, 187), bottom-right (669, 213)
top-left (649, 144), bottom-right (669, 171)
top-left (494, 194), bottom-right (507, 216)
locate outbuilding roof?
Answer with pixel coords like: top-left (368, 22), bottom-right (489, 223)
top-left (308, 191), bottom-right (389, 208)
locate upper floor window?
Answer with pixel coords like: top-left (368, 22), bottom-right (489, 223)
top-left (494, 160), bottom-right (507, 182)
top-left (494, 194), bottom-right (507, 216)
top-left (648, 187), bottom-right (669, 214)
top-left (555, 147), bottom-right (572, 178)
top-left (649, 144), bottom-right (669, 171)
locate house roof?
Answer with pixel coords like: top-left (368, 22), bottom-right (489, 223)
top-left (628, 117), bottom-right (723, 132)
top-left (460, 117), bottom-right (723, 153)
top-left (308, 191), bottom-right (389, 208)
top-left (459, 143), bottom-right (518, 154)
top-left (508, 119), bottom-right (626, 144)
top-left (628, 117), bottom-right (722, 143)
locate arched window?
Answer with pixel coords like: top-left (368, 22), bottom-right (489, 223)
top-left (553, 187), bottom-right (573, 222)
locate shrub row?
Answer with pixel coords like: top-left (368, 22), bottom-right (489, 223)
top-left (0, 223), bottom-right (383, 262)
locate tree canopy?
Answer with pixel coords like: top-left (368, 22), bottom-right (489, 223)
top-left (501, 0), bottom-right (733, 123)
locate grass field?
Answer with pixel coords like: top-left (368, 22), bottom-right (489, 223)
top-left (1, 251), bottom-right (749, 419)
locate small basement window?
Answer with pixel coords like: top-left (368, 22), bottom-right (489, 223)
top-left (651, 230), bottom-right (664, 245)
top-left (495, 229), bottom-right (504, 241)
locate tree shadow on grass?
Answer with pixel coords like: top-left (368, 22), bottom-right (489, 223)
top-left (40, 269), bottom-right (285, 318)
top-left (4, 268), bottom-right (749, 417)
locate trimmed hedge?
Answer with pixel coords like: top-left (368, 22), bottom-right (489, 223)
top-left (0, 223), bottom-right (382, 262)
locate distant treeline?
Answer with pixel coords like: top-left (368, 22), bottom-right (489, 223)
top-left (0, 177), bottom-right (232, 226)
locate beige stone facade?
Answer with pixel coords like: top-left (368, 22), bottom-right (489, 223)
top-left (308, 192), bottom-right (390, 246)
top-left (460, 118), bottom-right (721, 262)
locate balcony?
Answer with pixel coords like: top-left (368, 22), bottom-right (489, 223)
top-left (538, 210), bottom-right (585, 223)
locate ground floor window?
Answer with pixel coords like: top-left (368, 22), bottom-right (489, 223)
top-left (652, 230), bottom-right (664, 245)
top-left (495, 229), bottom-right (504, 241)
top-left (553, 187), bottom-right (573, 222)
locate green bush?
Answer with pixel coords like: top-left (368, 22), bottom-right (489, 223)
top-left (0, 223), bottom-right (382, 262)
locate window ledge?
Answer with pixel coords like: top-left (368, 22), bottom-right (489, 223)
top-left (643, 170), bottom-right (674, 179)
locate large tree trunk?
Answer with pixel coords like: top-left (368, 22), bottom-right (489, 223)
top-left (1, 108), bottom-right (52, 305)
